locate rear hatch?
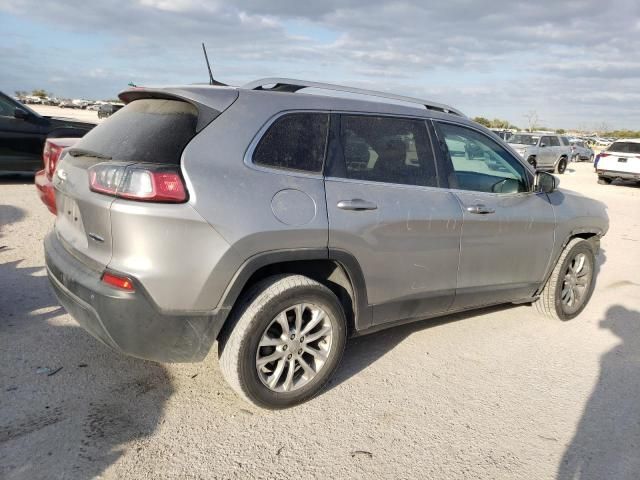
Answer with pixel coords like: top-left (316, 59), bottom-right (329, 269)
top-left (598, 141), bottom-right (640, 174)
top-left (52, 87), bottom-right (238, 269)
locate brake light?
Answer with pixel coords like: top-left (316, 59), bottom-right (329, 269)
top-left (43, 141), bottom-right (64, 180)
top-left (88, 163), bottom-right (187, 202)
top-left (599, 153), bottom-right (610, 158)
top-left (102, 272), bottom-right (135, 291)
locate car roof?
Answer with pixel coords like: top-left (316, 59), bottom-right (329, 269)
top-left (119, 79), bottom-right (469, 125)
top-left (610, 138), bottom-right (640, 143)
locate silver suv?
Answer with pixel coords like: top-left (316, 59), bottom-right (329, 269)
top-left (508, 133), bottom-right (572, 173)
top-left (45, 78), bottom-right (608, 408)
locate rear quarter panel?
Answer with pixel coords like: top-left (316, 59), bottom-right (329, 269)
top-left (181, 92), bottom-right (331, 310)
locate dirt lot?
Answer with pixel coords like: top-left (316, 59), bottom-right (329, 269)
top-left (30, 105), bottom-right (103, 124)
top-left (1, 163), bottom-right (639, 480)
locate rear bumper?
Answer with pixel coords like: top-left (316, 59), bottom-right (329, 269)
top-left (597, 169), bottom-right (640, 181)
top-left (44, 232), bottom-right (228, 362)
top-left (35, 170), bottom-right (57, 214)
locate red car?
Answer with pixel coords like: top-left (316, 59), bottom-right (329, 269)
top-left (35, 137), bottom-right (79, 214)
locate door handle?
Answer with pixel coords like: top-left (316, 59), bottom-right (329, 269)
top-left (337, 199), bottom-right (378, 211)
top-left (466, 204), bottom-right (495, 215)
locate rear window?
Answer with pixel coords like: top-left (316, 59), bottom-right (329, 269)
top-left (75, 99), bottom-right (199, 164)
top-left (253, 113), bottom-right (329, 173)
top-left (608, 142), bottom-right (640, 154)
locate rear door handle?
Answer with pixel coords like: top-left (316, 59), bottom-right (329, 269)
top-left (337, 199), bottom-right (378, 211)
top-left (466, 204), bottom-right (495, 215)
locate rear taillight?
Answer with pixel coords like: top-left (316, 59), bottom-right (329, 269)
top-left (599, 153), bottom-right (610, 158)
top-left (43, 140), bottom-right (64, 180)
top-left (88, 163), bottom-right (187, 203)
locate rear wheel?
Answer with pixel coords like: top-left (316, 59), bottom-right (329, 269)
top-left (534, 239), bottom-right (596, 321)
top-left (556, 157), bottom-right (568, 174)
top-left (218, 274), bottom-right (347, 409)
top-left (598, 176), bottom-right (612, 185)
top-left (589, 154), bottom-right (594, 163)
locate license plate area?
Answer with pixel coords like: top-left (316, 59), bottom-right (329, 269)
top-left (618, 157), bottom-right (627, 163)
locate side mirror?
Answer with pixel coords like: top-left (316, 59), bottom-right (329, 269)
top-left (14, 108), bottom-right (30, 120)
top-left (535, 171), bottom-right (559, 193)
top-left (539, 143), bottom-right (546, 148)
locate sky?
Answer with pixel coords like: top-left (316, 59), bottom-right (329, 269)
top-left (1, 0), bottom-right (639, 130)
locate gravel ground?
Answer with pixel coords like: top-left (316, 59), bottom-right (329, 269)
top-left (30, 105), bottom-right (103, 124)
top-left (1, 162), bottom-right (639, 480)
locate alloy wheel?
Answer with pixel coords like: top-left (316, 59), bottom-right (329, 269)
top-left (255, 303), bottom-right (333, 393)
top-left (560, 252), bottom-right (593, 315)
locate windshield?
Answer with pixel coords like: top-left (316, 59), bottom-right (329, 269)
top-left (508, 134), bottom-right (539, 146)
top-left (607, 142), bottom-right (640, 154)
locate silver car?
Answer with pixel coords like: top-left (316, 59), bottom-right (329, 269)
top-left (508, 133), bottom-right (572, 173)
top-left (45, 78), bottom-right (608, 408)
top-left (570, 139), bottom-right (595, 162)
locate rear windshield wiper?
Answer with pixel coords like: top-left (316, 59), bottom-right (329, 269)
top-left (68, 147), bottom-right (112, 160)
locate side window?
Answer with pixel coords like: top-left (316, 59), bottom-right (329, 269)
top-left (560, 136), bottom-right (570, 146)
top-left (549, 136), bottom-right (561, 147)
top-left (435, 122), bottom-right (530, 194)
top-left (253, 113), bottom-right (329, 173)
top-left (338, 115), bottom-right (438, 187)
top-left (540, 136), bottom-right (552, 146)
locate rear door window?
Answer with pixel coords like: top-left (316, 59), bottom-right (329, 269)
top-left (253, 113), bottom-right (329, 173)
top-left (548, 136), bottom-right (561, 147)
top-left (337, 115), bottom-right (438, 187)
top-left (74, 99), bottom-right (199, 164)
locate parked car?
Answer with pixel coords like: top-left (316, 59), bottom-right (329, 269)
top-left (0, 91), bottom-right (95, 173)
top-left (44, 78), bottom-right (608, 408)
top-left (596, 139), bottom-right (640, 185)
top-left (97, 103), bottom-right (123, 119)
top-left (35, 137), bottom-right (79, 214)
top-left (569, 139), bottom-right (594, 162)
top-left (507, 133), bottom-right (572, 173)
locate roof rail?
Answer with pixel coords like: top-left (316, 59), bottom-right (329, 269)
top-left (242, 78), bottom-right (465, 117)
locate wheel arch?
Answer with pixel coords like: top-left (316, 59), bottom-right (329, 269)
top-left (216, 249), bottom-right (370, 338)
top-left (536, 229), bottom-right (602, 296)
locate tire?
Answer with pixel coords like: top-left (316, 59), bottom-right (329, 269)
top-left (534, 238), bottom-right (596, 321)
top-left (589, 154), bottom-right (594, 163)
top-left (556, 157), bottom-right (568, 174)
top-left (527, 156), bottom-right (537, 169)
top-left (218, 274), bottom-right (347, 409)
top-left (598, 176), bottom-right (612, 185)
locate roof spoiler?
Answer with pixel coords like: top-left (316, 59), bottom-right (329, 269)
top-left (118, 86), bottom-right (238, 132)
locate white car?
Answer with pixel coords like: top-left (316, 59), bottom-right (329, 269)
top-left (596, 139), bottom-right (640, 185)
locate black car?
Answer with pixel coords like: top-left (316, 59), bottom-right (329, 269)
top-left (0, 91), bottom-right (95, 173)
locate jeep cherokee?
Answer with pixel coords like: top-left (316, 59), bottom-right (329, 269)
top-left (45, 78), bottom-right (609, 408)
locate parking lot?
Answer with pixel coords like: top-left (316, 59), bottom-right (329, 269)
top-left (1, 162), bottom-right (639, 479)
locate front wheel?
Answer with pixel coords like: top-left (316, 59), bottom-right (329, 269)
top-left (534, 238), bottom-right (596, 320)
top-left (218, 274), bottom-right (347, 409)
top-left (598, 176), bottom-right (612, 185)
top-left (556, 158), bottom-right (568, 174)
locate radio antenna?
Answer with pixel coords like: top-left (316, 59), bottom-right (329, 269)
top-left (202, 43), bottom-right (227, 86)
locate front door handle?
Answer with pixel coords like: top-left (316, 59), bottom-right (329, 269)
top-left (466, 204), bottom-right (495, 215)
top-left (337, 199), bottom-right (378, 211)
